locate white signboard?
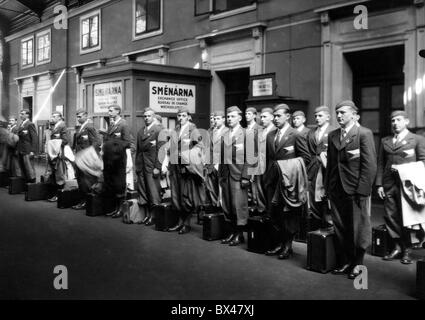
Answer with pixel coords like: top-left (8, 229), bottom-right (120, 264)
top-left (93, 81), bottom-right (123, 113)
top-left (149, 81), bottom-right (196, 113)
top-left (252, 78), bottom-right (273, 97)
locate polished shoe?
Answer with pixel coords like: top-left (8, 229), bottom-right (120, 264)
top-left (229, 233), bottom-right (245, 246)
top-left (277, 247), bottom-right (293, 260)
top-left (265, 245), bottom-right (283, 256)
top-left (382, 249), bottom-right (402, 261)
top-left (145, 217), bottom-right (155, 226)
top-left (111, 211), bottom-right (123, 219)
top-left (72, 202), bottom-right (86, 210)
top-left (331, 264), bottom-right (351, 275)
top-left (47, 196), bottom-right (58, 202)
top-left (221, 233), bottom-right (235, 244)
top-left (348, 265), bottom-right (362, 279)
top-left (400, 250), bottom-right (413, 265)
top-left (142, 216), bottom-right (150, 224)
top-left (167, 224), bottom-right (183, 232)
top-left (178, 225), bottom-right (191, 234)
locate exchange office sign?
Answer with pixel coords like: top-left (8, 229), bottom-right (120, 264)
top-left (149, 81), bottom-right (196, 113)
top-left (93, 81), bottom-right (123, 113)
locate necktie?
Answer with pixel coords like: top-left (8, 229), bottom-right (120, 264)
top-left (393, 134), bottom-right (399, 145)
top-left (340, 129), bottom-right (347, 142)
top-left (274, 130), bottom-right (281, 148)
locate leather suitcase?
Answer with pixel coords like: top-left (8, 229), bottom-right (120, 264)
top-left (126, 190), bottom-right (138, 200)
top-left (372, 224), bottom-right (393, 257)
top-left (203, 213), bottom-right (225, 241)
top-left (8, 177), bottom-right (26, 194)
top-left (417, 260), bottom-right (425, 300)
top-left (0, 172), bottom-right (9, 187)
top-left (306, 229), bottom-right (337, 273)
top-left (155, 202), bottom-right (178, 231)
top-left (57, 188), bottom-right (83, 209)
top-left (25, 182), bottom-right (49, 201)
top-left (86, 193), bottom-right (117, 216)
top-left (247, 216), bottom-right (279, 254)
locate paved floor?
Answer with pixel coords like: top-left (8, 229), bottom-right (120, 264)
top-left (0, 186), bottom-right (423, 300)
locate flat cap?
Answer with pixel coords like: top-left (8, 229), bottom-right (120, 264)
top-left (226, 106), bottom-right (242, 114)
top-left (390, 110), bottom-right (408, 119)
top-left (335, 100), bottom-right (358, 112)
top-left (177, 106), bottom-right (190, 114)
top-left (292, 110), bottom-right (305, 118)
top-left (273, 104), bottom-right (290, 113)
top-left (75, 108), bottom-right (87, 115)
top-left (314, 106), bottom-right (330, 114)
top-left (214, 110), bottom-right (225, 117)
top-left (260, 107), bottom-right (274, 115)
top-left (245, 107), bottom-right (257, 114)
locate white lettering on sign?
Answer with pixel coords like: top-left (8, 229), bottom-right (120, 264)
top-left (149, 81), bottom-right (196, 113)
top-left (93, 81), bottom-right (123, 113)
top-left (252, 78), bottom-right (273, 97)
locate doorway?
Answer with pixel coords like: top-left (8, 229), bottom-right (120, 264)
top-left (345, 45), bottom-right (405, 148)
top-left (217, 68), bottom-right (250, 126)
top-left (22, 96), bottom-right (33, 121)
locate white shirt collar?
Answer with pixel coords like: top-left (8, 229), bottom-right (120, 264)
top-left (342, 122), bottom-right (355, 135)
top-left (147, 122), bottom-right (155, 131)
top-left (319, 123), bottom-right (329, 132)
top-left (296, 124), bottom-right (305, 132)
top-left (395, 128), bottom-right (409, 140)
top-left (248, 122), bottom-right (256, 130)
top-left (279, 123), bottom-right (290, 136)
top-left (54, 120), bottom-right (64, 130)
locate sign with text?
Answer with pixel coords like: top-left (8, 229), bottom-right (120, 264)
top-left (93, 81), bottom-right (122, 113)
top-left (149, 81), bottom-right (196, 113)
top-left (252, 78), bottom-right (273, 97)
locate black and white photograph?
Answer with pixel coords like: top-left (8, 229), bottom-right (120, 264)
top-left (0, 0), bottom-right (425, 305)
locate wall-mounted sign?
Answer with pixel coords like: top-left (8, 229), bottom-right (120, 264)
top-left (250, 73), bottom-right (276, 98)
top-left (149, 81), bottom-right (196, 113)
top-left (93, 81), bottom-right (122, 113)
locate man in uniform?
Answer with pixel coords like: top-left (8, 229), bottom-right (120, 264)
top-left (72, 109), bottom-right (100, 210)
top-left (292, 110), bottom-right (310, 138)
top-left (47, 111), bottom-right (69, 202)
top-left (264, 104), bottom-right (310, 259)
top-left (245, 107), bottom-right (260, 214)
top-left (6, 117), bottom-right (21, 177)
top-left (135, 108), bottom-right (163, 225)
top-left (376, 110), bottom-right (425, 264)
top-left (17, 109), bottom-right (38, 184)
top-left (205, 110), bottom-right (228, 209)
top-left (306, 106), bottom-right (335, 228)
top-left (168, 106), bottom-right (205, 234)
top-left (103, 104), bottom-right (134, 218)
top-left (325, 100), bottom-right (377, 279)
top-left (219, 106), bottom-right (250, 246)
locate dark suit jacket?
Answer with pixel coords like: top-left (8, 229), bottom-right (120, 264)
top-left (17, 120), bottom-right (38, 155)
top-left (298, 126), bottom-right (310, 139)
top-left (207, 126), bottom-right (229, 173)
top-left (50, 121), bottom-right (69, 146)
top-left (306, 124), bottom-right (336, 181)
top-left (169, 122), bottom-right (204, 167)
top-left (218, 125), bottom-right (249, 182)
top-left (376, 131), bottom-right (425, 190)
top-left (73, 122), bottom-right (100, 153)
top-left (104, 118), bottom-right (132, 149)
top-left (135, 123), bottom-right (164, 173)
top-left (325, 125), bottom-right (377, 197)
top-left (265, 125), bottom-right (311, 188)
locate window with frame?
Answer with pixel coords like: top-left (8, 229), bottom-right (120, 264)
top-left (135, 0), bottom-right (161, 36)
top-left (195, 0), bottom-right (256, 15)
top-left (36, 31), bottom-right (51, 64)
top-left (81, 12), bottom-right (100, 51)
top-left (21, 37), bottom-right (34, 67)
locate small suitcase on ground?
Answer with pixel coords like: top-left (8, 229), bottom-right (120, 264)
top-left (307, 229), bottom-right (337, 273)
top-left (155, 202), bottom-right (178, 231)
top-left (126, 190), bottom-right (138, 200)
top-left (203, 213), bottom-right (225, 241)
top-left (122, 199), bottom-right (144, 224)
top-left (57, 188), bottom-right (83, 209)
top-left (8, 177), bottom-right (26, 194)
top-left (0, 172), bottom-right (9, 187)
top-left (247, 216), bottom-right (279, 254)
top-left (417, 260), bottom-right (425, 300)
top-left (372, 224), bottom-right (393, 257)
top-left (86, 193), bottom-right (117, 216)
top-left (25, 182), bottom-right (49, 201)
